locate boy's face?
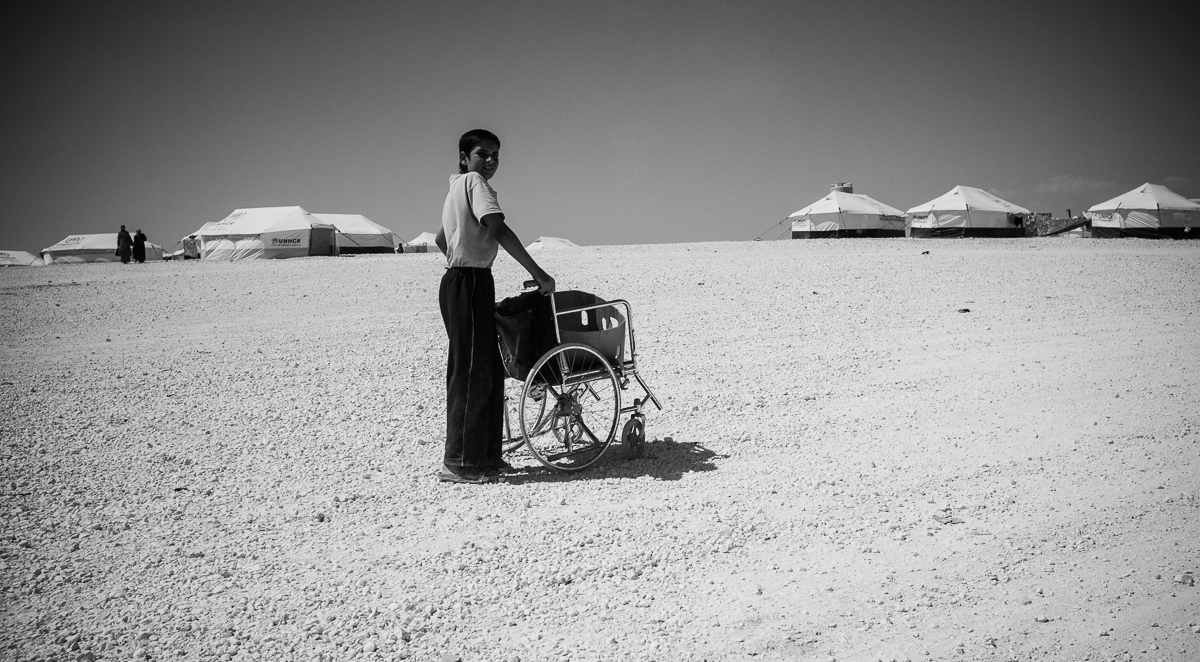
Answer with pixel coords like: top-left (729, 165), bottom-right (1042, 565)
top-left (462, 141), bottom-right (500, 180)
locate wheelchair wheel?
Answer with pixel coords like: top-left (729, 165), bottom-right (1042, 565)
top-left (518, 343), bottom-right (621, 472)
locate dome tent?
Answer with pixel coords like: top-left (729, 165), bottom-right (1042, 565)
top-left (789, 184), bottom-right (905, 238)
top-left (405, 232), bottom-right (439, 253)
top-left (195, 207), bottom-right (337, 261)
top-left (1086, 183), bottom-right (1200, 239)
top-left (906, 186), bottom-right (1030, 238)
top-left (311, 213), bottom-right (398, 254)
top-left (40, 234), bottom-right (164, 264)
top-left (526, 236), bottom-right (579, 250)
top-left (0, 250), bottom-right (45, 267)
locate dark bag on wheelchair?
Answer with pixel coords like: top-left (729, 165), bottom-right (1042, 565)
top-left (495, 291), bottom-right (556, 381)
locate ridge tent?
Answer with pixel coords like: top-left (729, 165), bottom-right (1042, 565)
top-left (405, 232), bottom-right (439, 253)
top-left (1086, 183), bottom-right (1200, 239)
top-left (40, 234), bottom-right (163, 264)
top-left (311, 213), bottom-right (398, 254)
top-left (0, 250), bottom-right (45, 267)
top-left (195, 207), bottom-right (337, 260)
top-left (789, 185), bottom-right (905, 238)
top-left (526, 236), bottom-right (579, 250)
top-left (906, 186), bottom-right (1030, 238)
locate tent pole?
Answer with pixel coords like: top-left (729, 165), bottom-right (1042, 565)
top-left (756, 217), bottom-right (790, 241)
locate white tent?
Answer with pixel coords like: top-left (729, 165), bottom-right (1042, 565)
top-left (1086, 183), bottom-right (1200, 239)
top-left (194, 207), bottom-right (337, 260)
top-left (0, 250), bottom-right (45, 267)
top-left (405, 231), bottom-right (439, 253)
top-left (789, 186), bottom-right (906, 238)
top-left (526, 236), bottom-right (579, 250)
top-left (40, 234), bottom-right (164, 264)
top-left (906, 186), bottom-right (1030, 238)
top-left (312, 213), bottom-right (398, 254)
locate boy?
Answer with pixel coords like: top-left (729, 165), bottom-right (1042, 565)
top-left (435, 129), bottom-right (554, 484)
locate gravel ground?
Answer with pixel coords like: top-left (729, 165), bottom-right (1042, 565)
top-left (2, 238), bottom-right (1198, 662)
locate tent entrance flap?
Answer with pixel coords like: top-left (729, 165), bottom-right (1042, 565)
top-left (309, 226), bottom-right (337, 256)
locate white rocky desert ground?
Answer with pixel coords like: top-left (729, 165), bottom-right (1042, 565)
top-left (2, 238), bottom-right (1198, 662)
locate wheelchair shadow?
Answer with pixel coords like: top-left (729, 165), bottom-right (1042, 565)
top-left (503, 436), bottom-right (722, 484)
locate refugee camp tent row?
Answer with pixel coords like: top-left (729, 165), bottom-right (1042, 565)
top-left (194, 207), bottom-right (337, 260)
top-left (405, 232), bottom-right (439, 253)
top-left (526, 236), bottom-right (580, 250)
top-left (789, 184), bottom-right (906, 238)
top-left (311, 213), bottom-right (398, 254)
top-left (0, 250), bottom-right (44, 267)
top-left (40, 234), bottom-right (164, 264)
top-left (785, 181), bottom-right (1197, 240)
top-left (905, 186), bottom-right (1030, 238)
top-left (1086, 183), bottom-right (1200, 239)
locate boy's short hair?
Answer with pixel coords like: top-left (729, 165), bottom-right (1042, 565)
top-left (458, 129), bottom-right (501, 173)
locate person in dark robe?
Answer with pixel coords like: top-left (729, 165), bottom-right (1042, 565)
top-left (132, 229), bottom-right (148, 263)
top-left (116, 225), bottom-right (133, 264)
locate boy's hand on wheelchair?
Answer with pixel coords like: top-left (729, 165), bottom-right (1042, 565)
top-left (525, 273), bottom-right (555, 295)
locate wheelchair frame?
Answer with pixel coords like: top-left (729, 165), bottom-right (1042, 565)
top-left (501, 291), bottom-right (661, 472)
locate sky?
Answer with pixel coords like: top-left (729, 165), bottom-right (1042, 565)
top-left (3, 0), bottom-right (1196, 252)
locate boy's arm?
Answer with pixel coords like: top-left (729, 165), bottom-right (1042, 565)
top-left (480, 213), bottom-right (555, 294)
top-left (435, 228), bottom-right (448, 257)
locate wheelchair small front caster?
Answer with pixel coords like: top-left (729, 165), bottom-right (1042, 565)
top-left (622, 412), bottom-right (646, 459)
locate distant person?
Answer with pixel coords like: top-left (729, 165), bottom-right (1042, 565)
top-left (132, 229), bottom-right (148, 263)
top-left (434, 128), bottom-right (554, 484)
top-left (116, 225), bottom-right (133, 264)
top-left (183, 235), bottom-right (200, 260)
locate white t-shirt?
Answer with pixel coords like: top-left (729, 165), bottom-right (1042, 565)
top-left (441, 172), bottom-right (504, 268)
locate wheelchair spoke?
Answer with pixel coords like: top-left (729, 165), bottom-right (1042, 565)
top-left (527, 407), bottom-right (561, 438)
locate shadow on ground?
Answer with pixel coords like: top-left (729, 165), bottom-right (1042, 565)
top-left (502, 436), bottom-right (723, 484)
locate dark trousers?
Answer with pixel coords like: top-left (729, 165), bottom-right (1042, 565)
top-left (439, 267), bottom-right (503, 470)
